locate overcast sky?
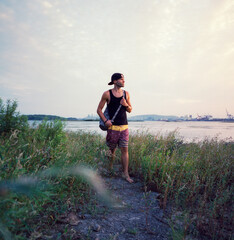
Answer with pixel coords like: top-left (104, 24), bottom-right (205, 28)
top-left (0, 0), bottom-right (233, 118)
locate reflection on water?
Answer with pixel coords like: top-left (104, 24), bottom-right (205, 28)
top-left (65, 121), bottom-right (234, 142)
top-left (130, 121), bottom-right (234, 142)
top-left (29, 120), bottom-right (234, 142)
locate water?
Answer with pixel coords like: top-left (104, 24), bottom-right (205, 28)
top-left (29, 120), bottom-right (234, 142)
top-left (62, 120), bottom-right (234, 142)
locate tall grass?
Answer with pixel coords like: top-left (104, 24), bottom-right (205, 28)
top-left (128, 131), bottom-right (233, 239)
top-left (1, 124), bottom-right (233, 239)
top-left (0, 119), bottom-right (107, 239)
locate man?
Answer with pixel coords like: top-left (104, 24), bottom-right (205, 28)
top-left (97, 73), bottom-right (133, 183)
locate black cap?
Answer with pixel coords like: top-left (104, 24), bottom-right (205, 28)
top-left (108, 73), bottom-right (123, 85)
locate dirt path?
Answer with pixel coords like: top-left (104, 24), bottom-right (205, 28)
top-left (73, 173), bottom-right (172, 240)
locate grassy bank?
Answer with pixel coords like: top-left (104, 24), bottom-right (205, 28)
top-left (128, 131), bottom-right (233, 239)
top-left (0, 115), bottom-right (233, 239)
top-left (0, 119), bottom-right (107, 239)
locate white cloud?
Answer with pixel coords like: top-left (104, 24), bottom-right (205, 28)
top-left (0, 0), bottom-right (233, 117)
top-left (176, 98), bottom-right (201, 104)
top-left (42, 1), bottom-right (53, 9)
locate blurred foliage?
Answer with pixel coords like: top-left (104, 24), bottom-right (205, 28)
top-left (0, 122), bottom-right (108, 239)
top-left (0, 99), bottom-right (107, 239)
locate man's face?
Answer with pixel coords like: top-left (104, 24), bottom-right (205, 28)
top-left (115, 75), bottom-right (125, 87)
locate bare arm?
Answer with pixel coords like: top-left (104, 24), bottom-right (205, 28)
top-left (97, 91), bottom-right (112, 127)
top-left (120, 91), bottom-right (132, 113)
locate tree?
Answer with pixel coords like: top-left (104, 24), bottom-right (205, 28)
top-left (0, 98), bottom-right (28, 135)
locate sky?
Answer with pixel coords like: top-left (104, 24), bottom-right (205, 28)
top-left (0, 0), bottom-right (233, 118)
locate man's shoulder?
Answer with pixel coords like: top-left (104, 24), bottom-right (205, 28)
top-left (124, 90), bottom-right (130, 97)
top-left (104, 89), bottom-right (111, 93)
top-left (103, 89), bottom-right (111, 95)
top-left (102, 90), bottom-right (111, 99)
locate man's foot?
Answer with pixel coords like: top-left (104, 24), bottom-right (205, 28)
top-left (122, 173), bottom-right (134, 183)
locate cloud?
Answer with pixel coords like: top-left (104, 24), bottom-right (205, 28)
top-left (0, 12), bottom-right (13, 22)
top-left (175, 98), bottom-right (201, 104)
top-left (0, 0), bottom-right (233, 117)
top-left (41, 1), bottom-right (53, 9)
top-left (0, 72), bottom-right (46, 98)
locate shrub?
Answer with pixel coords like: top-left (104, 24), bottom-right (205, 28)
top-left (0, 98), bottom-right (28, 135)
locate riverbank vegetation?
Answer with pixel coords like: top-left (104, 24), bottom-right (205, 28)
top-left (0, 99), bottom-right (233, 239)
top-left (128, 131), bottom-right (233, 239)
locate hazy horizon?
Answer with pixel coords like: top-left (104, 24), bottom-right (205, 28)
top-left (25, 112), bottom-right (230, 119)
top-left (1, 0), bottom-right (233, 118)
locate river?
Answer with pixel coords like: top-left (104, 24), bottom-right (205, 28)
top-left (59, 120), bottom-right (234, 143)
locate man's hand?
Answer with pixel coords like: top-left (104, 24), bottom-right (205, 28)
top-left (120, 97), bottom-right (128, 107)
top-left (105, 120), bottom-right (112, 128)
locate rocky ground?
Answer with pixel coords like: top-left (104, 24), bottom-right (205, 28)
top-left (44, 168), bottom-right (173, 240)
top-left (29, 167), bottom-right (222, 240)
top-left (75, 175), bottom-right (171, 240)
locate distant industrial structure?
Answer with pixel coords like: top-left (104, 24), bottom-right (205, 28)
top-left (185, 110), bottom-right (234, 122)
top-left (196, 114), bottom-right (213, 121)
top-left (226, 110), bottom-right (234, 120)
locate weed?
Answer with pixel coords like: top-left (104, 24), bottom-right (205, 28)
top-left (127, 227), bottom-right (138, 235)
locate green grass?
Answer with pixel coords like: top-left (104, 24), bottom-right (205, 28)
top-left (0, 121), bottom-right (233, 239)
top-left (0, 120), bottom-right (106, 239)
top-left (128, 131), bottom-right (233, 239)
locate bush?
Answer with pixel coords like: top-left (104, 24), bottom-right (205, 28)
top-left (0, 128), bottom-right (104, 239)
top-left (0, 98), bottom-right (28, 135)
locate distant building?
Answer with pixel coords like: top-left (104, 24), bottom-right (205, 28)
top-left (196, 114), bottom-right (213, 121)
top-left (226, 110), bottom-right (234, 119)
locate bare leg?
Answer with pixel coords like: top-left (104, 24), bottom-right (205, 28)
top-left (120, 147), bottom-right (133, 183)
top-left (108, 148), bottom-right (116, 171)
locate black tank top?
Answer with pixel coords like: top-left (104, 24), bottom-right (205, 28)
top-left (107, 90), bottom-right (128, 125)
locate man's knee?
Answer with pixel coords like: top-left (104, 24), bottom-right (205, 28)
top-left (110, 148), bottom-right (116, 154)
top-left (120, 147), bottom-right (128, 154)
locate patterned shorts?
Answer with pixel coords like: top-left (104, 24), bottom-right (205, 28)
top-left (106, 125), bottom-right (129, 149)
